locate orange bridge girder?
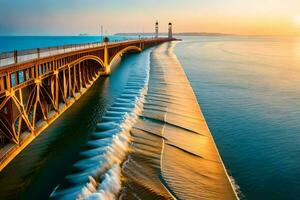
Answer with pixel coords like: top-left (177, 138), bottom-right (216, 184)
top-left (0, 38), bottom-right (173, 171)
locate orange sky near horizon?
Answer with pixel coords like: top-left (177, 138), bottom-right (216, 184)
top-left (1, 0), bottom-right (300, 36)
top-left (173, 16), bottom-right (300, 36)
top-left (157, 0), bottom-right (300, 36)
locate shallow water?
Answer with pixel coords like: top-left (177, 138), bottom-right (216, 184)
top-left (119, 42), bottom-right (236, 200)
top-left (174, 36), bottom-right (300, 200)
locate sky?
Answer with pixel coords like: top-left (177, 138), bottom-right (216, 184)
top-left (1, 0), bottom-right (300, 36)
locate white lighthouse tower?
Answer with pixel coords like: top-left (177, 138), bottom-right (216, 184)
top-left (155, 21), bottom-right (159, 38)
top-left (168, 22), bottom-right (173, 39)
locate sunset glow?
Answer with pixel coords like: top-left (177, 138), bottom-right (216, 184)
top-left (295, 16), bottom-right (300, 25)
top-left (0, 1), bottom-right (300, 200)
top-left (0, 0), bottom-right (300, 36)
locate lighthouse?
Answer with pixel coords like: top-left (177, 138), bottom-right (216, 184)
top-left (155, 21), bottom-right (159, 38)
top-left (168, 22), bottom-right (173, 39)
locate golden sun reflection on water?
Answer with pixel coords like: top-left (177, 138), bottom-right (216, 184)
top-left (220, 37), bottom-right (300, 78)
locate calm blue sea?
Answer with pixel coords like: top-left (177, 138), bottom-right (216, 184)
top-left (175, 36), bottom-right (300, 200)
top-left (0, 36), bottom-right (138, 53)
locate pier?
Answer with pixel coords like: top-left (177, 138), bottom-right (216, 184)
top-left (0, 38), bottom-right (173, 171)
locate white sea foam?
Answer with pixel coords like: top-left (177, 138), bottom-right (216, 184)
top-left (74, 97), bottom-right (146, 199)
top-left (229, 175), bottom-right (243, 199)
top-left (50, 52), bottom-right (150, 200)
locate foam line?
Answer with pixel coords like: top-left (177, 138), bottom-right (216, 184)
top-left (50, 50), bottom-right (150, 200)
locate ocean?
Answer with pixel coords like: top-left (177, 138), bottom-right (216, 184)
top-left (0, 36), bottom-right (299, 200)
top-left (175, 36), bottom-right (300, 200)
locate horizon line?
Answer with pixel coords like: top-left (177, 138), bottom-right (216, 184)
top-left (0, 32), bottom-right (299, 37)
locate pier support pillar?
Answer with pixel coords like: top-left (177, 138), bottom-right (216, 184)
top-left (103, 44), bottom-right (110, 76)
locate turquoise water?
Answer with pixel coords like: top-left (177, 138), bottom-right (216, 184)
top-left (0, 36), bottom-right (138, 53)
top-left (174, 36), bottom-right (300, 200)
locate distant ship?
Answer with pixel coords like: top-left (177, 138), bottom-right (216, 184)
top-left (78, 33), bottom-right (89, 36)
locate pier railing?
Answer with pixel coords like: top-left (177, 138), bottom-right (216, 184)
top-left (0, 40), bottom-right (132, 67)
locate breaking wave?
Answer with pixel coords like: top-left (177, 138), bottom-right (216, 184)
top-left (50, 53), bottom-right (150, 200)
